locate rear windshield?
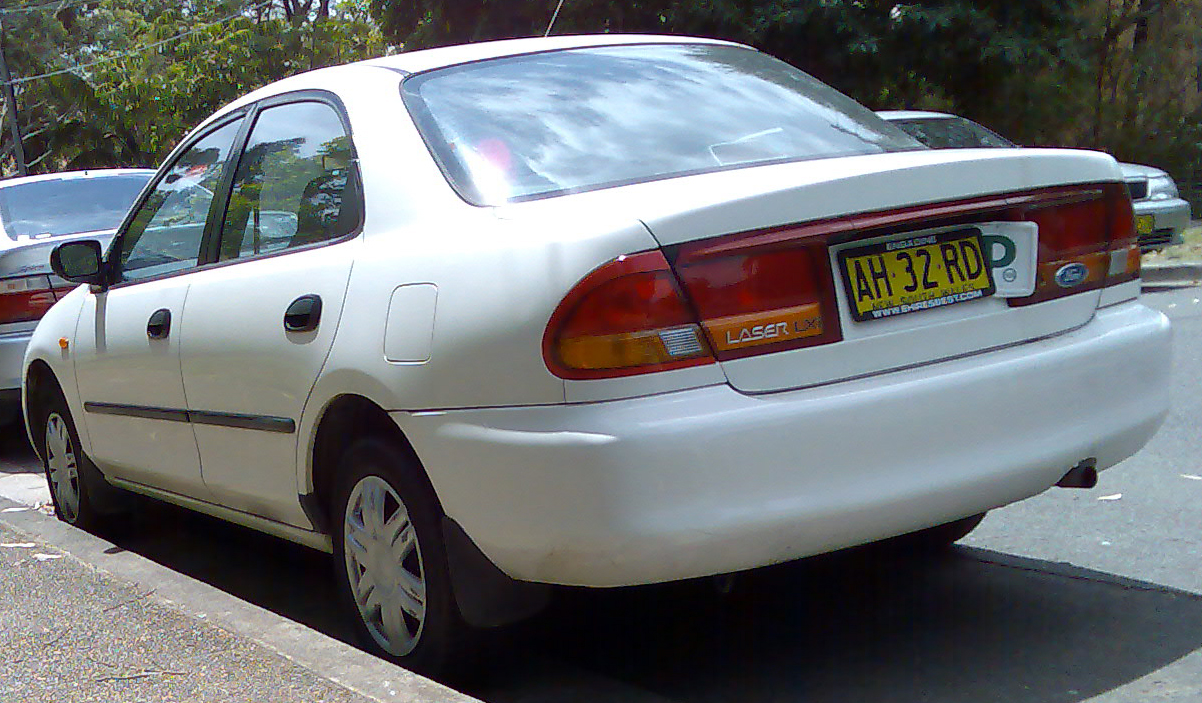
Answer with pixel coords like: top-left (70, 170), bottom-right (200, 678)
top-left (889, 117), bottom-right (1016, 150)
top-left (0, 174), bottom-right (151, 240)
top-left (402, 43), bottom-right (922, 205)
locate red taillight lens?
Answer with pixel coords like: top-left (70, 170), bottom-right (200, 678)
top-left (1010, 183), bottom-right (1139, 306)
top-left (0, 275), bottom-right (62, 325)
top-left (544, 182), bottom-right (1135, 379)
top-left (543, 251), bottom-right (715, 379)
top-left (673, 240), bottom-right (841, 359)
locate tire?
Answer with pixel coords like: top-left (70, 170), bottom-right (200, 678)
top-left (36, 389), bottom-right (107, 530)
top-left (898, 512), bottom-right (987, 550)
top-left (331, 436), bottom-right (474, 679)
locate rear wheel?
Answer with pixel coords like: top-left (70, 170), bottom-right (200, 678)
top-left (331, 436), bottom-right (473, 678)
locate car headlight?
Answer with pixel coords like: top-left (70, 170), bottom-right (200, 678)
top-left (1148, 174), bottom-right (1179, 200)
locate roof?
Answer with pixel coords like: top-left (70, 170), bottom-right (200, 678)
top-left (875, 110), bottom-right (957, 121)
top-left (362, 34), bottom-right (739, 75)
top-left (208, 34), bottom-right (748, 132)
top-left (0, 168), bottom-right (156, 189)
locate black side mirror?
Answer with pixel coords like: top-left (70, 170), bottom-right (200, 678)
top-left (49, 240), bottom-right (106, 287)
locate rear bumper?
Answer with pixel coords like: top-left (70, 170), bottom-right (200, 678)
top-left (1134, 197), bottom-right (1190, 249)
top-left (398, 302), bottom-right (1171, 587)
top-left (0, 326), bottom-right (33, 416)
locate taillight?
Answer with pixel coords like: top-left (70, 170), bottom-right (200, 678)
top-left (543, 251), bottom-right (715, 379)
top-left (543, 182), bottom-right (1136, 379)
top-left (672, 237), bottom-right (842, 360)
top-left (1010, 183), bottom-right (1139, 306)
top-left (0, 275), bottom-right (67, 325)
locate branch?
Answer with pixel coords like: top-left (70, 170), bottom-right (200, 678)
top-left (94, 670), bottom-right (187, 684)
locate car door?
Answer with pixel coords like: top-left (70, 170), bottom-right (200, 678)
top-left (72, 117), bottom-right (245, 495)
top-left (178, 96), bottom-right (360, 526)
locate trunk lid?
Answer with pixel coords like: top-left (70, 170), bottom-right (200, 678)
top-left (542, 147), bottom-right (1128, 393)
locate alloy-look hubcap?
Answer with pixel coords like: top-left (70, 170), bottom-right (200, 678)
top-left (44, 413), bottom-right (81, 523)
top-left (343, 475), bottom-right (427, 656)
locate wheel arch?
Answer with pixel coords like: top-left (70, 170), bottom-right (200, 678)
top-left (304, 392), bottom-right (550, 628)
top-left (23, 358), bottom-right (64, 462)
top-left (304, 393), bottom-right (436, 533)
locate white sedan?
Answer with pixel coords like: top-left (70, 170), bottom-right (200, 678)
top-left (23, 36), bottom-right (1170, 677)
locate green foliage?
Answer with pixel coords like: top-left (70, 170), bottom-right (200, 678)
top-left (5, 0), bottom-right (1202, 206)
top-left (745, 0), bottom-right (1093, 143)
top-left (365, 0), bottom-right (756, 47)
top-left (365, 0), bottom-right (1091, 146)
top-left (1, 0), bottom-right (384, 175)
top-left (366, 0), bottom-right (1202, 198)
top-left (1081, 1), bottom-right (1202, 195)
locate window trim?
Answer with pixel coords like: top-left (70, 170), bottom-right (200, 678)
top-left (200, 90), bottom-right (365, 272)
top-left (104, 111), bottom-right (253, 290)
top-left (103, 89), bottom-right (365, 289)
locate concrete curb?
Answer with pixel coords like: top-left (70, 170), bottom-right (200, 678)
top-left (0, 495), bottom-right (480, 703)
top-left (1141, 262), bottom-right (1202, 286)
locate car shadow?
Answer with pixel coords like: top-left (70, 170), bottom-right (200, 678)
top-left (0, 425), bottom-right (36, 474)
top-left (478, 543), bottom-right (1202, 703)
top-left (93, 500), bottom-right (1202, 702)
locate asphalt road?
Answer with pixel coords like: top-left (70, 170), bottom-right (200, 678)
top-left (2, 285), bottom-right (1200, 702)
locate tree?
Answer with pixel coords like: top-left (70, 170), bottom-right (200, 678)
top-left (0, 0), bottom-right (385, 177)
top-left (366, 0), bottom-right (755, 49)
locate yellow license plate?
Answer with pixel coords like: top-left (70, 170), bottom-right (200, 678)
top-left (839, 229), bottom-right (995, 322)
top-left (1136, 215), bottom-right (1155, 235)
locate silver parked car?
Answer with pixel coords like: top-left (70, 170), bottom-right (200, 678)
top-left (877, 110), bottom-right (1192, 250)
top-left (0, 169), bottom-right (154, 425)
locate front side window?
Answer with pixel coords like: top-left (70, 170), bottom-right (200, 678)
top-left (403, 43), bottom-right (923, 205)
top-left (118, 120), bottom-right (242, 282)
top-left (218, 101), bottom-right (358, 262)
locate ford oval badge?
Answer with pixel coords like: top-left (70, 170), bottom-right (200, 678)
top-left (1055, 262), bottom-right (1089, 288)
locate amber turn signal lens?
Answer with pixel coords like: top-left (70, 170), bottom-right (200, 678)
top-left (543, 251), bottom-right (714, 380)
top-left (1010, 183), bottom-right (1139, 307)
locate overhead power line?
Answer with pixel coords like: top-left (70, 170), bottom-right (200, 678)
top-left (0, 0), bottom-right (94, 16)
top-left (2, 0), bottom-right (273, 86)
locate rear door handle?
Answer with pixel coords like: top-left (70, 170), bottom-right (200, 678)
top-left (147, 308), bottom-right (171, 339)
top-left (284, 294), bottom-right (322, 332)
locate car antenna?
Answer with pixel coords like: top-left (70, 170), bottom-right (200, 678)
top-left (545, 0), bottom-right (566, 37)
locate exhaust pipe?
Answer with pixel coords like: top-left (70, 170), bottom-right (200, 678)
top-left (1057, 458), bottom-right (1098, 488)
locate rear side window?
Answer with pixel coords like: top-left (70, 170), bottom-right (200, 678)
top-left (218, 101), bottom-right (359, 262)
top-left (890, 117), bottom-right (1016, 150)
top-left (402, 43), bottom-right (922, 205)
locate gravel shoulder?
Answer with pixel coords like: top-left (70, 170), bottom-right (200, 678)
top-left (0, 498), bottom-right (478, 703)
top-left (0, 521), bottom-right (374, 703)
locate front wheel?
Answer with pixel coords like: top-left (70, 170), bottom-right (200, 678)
top-left (38, 392), bottom-right (105, 530)
top-left (331, 437), bottom-right (473, 678)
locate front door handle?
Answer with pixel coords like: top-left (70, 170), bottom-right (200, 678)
top-left (147, 308), bottom-right (171, 339)
top-left (284, 294), bottom-right (322, 333)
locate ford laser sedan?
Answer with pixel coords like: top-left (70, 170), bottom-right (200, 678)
top-left (23, 36), bottom-right (1171, 676)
